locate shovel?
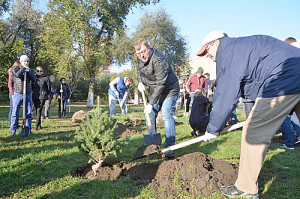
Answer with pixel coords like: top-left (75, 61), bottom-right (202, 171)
top-left (60, 83), bottom-right (64, 119)
top-left (19, 71), bottom-right (29, 138)
top-left (133, 121), bottom-right (245, 160)
top-left (141, 90), bottom-right (162, 146)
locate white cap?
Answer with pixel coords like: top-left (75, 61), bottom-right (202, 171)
top-left (197, 31), bottom-right (226, 56)
top-left (20, 55), bottom-right (29, 62)
top-left (291, 41), bottom-right (300, 48)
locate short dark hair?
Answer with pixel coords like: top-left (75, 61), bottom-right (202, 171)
top-left (134, 38), bottom-right (151, 51)
top-left (126, 77), bottom-right (133, 84)
top-left (284, 37), bottom-right (297, 44)
top-left (60, 77), bottom-right (66, 82)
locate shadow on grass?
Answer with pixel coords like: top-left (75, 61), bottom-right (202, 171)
top-left (42, 177), bottom-right (146, 199)
top-left (0, 149), bottom-right (86, 198)
top-left (258, 145), bottom-right (300, 199)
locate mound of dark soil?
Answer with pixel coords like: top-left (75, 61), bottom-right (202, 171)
top-left (74, 152), bottom-right (238, 197)
top-left (116, 123), bottom-right (140, 138)
top-left (132, 144), bottom-right (161, 160)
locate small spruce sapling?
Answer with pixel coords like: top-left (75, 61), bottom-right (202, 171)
top-left (75, 96), bottom-right (119, 174)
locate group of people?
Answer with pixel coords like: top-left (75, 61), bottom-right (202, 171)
top-left (7, 55), bottom-right (70, 136)
top-left (108, 35), bottom-right (300, 198)
top-left (8, 32), bottom-right (300, 198)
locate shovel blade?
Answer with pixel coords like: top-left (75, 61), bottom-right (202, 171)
top-left (143, 133), bottom-right (162, 146)
top-left (19, 126), bottom-right (30, 138)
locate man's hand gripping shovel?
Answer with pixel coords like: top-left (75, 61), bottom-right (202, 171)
top-left (141, 90), bottom-right (162, 146)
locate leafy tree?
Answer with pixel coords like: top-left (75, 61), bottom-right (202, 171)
top-left (0, 0), bottom-right (10, 16)
top-left (0, 0), bottom-right (43, 92)
top-left (40, 0), bottom-right (159, 107)
top-left (133, 8), bottom-right (190, 76)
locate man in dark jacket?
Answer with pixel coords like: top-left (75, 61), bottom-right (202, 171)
top-left (10, 55), bottom-right (36, 136)
top-left (56, 77), bottom-right (70, 119)
top-left (196, 31), bottom-right (300, 198)
top-left (134, 38), bottom-right (180, 157)
top-left (32, 66), bottom-right (51, 130)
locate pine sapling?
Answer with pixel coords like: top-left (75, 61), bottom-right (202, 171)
top-left (75, 96), bottom-right (119, 174)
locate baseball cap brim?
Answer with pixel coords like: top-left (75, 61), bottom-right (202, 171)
top-left (196, 43), bottom-right (209, 56)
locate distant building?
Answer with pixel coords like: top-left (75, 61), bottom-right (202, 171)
top-left (99, 62), bottom-right (111, 73)
top-left (188, 56), bottom-right (216, 79)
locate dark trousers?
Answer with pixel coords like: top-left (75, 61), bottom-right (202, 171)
top-left (58, 99), bottom-right (67, 118)
top-left (33, 99), bottom-right (46, 129)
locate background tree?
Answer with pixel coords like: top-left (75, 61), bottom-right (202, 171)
top-left (0, 0), bottom-right (43, 93)
top-left (40, 0), bottom-right (159, 108)
top-left (133, 8), bottom-right (190, 76)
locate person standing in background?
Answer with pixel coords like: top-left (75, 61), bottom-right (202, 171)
top-left (7, 61), bottom-right (21, 128)
top-left (10, 55), bottom-right (36, 136)
top-left (32, 66), bottom-right (51, 130)
top-left (56, 77), bottom-right (70, 119)
top-left (44, 75), bottom-right (58, 119)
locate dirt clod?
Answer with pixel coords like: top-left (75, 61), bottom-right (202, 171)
top-left (74, 152), bottom-right (239, 197)
top-left (115, 123), bottom-right (140, 138)
top-left (132, 144), bottom-right (161, 160)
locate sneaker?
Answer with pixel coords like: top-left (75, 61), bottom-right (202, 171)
top-left (280, 144), bottom-right (294, 150)
top-left (28, 132), bottom-right (34, 136)
top-left (220, 185), bottom-right (259, 199)
top-left (164, 151), bottom-right (176, 158)
top-left (295, 136), bottom-right (300, 145)
top-left (10, 132), bottom-right (16, 137)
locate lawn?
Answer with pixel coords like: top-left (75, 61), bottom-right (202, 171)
top-left (0, 102), bottom-right (299, 199)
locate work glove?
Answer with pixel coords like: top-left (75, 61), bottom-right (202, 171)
top-left (11, 95), bottom-right (14, 100)
top-left (144, 103), bottom-right (153, 114)
top-left (24, 67), bottom-right (30, 72)
top-left (200, 132), bottom-right (218, 142)
top-left (114, 91), bottom-right (119, 99)
top-left (67, 99), bottom-right (70, 103)
top-left (138, 82), bottom-right (145, 92)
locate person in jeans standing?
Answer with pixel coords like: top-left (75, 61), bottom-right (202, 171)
top-left (7, 61), bottom-right (21, 127)
top-left (10, 55), bottom-right (36, 136)
top-left (134, 38), bottom-right (179, 158)
top-left (32, 66), bottom-right (51, 130)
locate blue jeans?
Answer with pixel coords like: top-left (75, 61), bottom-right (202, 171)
top-left (281, 114), bottom-right (300, 147)
top-left (8, 93), bottom-right (17, 127)
top-left (10, 93), bottom-right (33, 133)
top-left (146, 94), bottom-right (178, 147)
top-left (109, 94), bottom-right (127, 117)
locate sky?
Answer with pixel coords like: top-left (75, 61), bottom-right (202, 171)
top-left (37, 0), bottom-right (300, 72)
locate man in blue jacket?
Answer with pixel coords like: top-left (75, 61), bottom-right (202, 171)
top-left (197, 31), bottom-right (300, 198)
top-left (108, 77), bottom-right (133, 116)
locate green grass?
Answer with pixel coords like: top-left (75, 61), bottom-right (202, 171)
top-left (0, 103), bottom-right (299, 199)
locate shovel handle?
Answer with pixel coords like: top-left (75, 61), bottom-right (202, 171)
top-left (141, 90), bottom-right (152, 129)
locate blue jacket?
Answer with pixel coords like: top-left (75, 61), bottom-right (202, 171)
top-left (207, 35), bottom-right (300, 134)
top-left (108, 77), bottom-right (129, 99)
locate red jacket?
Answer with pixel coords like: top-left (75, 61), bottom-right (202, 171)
top-left (8, 72), bottom-right (14, 96)
top-left (186, 74), bottom-right (207, 93)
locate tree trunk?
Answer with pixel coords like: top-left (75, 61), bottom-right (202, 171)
top-left (87, 70), bottom-right (95, 108)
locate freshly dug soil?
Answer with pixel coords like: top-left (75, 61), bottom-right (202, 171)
top-left (74, 152), bottom-right (239, 197)
top-left (115, 123), bottom-right (140, 138)
top-left (132, 144), bottom-right (161, 160)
